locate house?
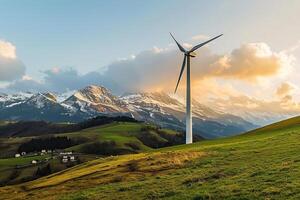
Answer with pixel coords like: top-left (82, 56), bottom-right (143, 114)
top-left (70, 156), bottom-right (76, 162)
top-left (60, 154), bottom-right (78, 163)
top-left (60, 152), bottom-right (72, 155)
top-left (15, 153), bottom-right (21, 158)
top-left (41, 149), bottom-right (46, 153)
top-left (31, 160), bottom-right (38, 164)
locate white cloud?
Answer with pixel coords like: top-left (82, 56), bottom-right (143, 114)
top-left (191, 34), bottom-right (209, 41)
top-left (0, 39), bottom-right (25, 81)
top-left (0, 40), bottom-right (16, 59)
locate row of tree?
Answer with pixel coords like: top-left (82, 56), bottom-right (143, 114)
top-left (18, 136), bottom-right (75, 153)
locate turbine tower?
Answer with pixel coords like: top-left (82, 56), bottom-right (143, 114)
top-left (171, 33), bottom-right (223, 144)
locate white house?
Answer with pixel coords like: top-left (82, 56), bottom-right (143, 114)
top-left (15, 153), bottom-right (21, 158)
top-left (31, 160), bottom-right (38, 164)
top-left (70, 156), bottom-right (76, 162)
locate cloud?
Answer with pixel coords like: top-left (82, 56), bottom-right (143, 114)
top-left (191, 34), bottom-right (209, 41)
top-left (6, 42), bottom-right (294, 100)
top-left (0, 40), bottom-right (25, 81)
top-left (276, 82), bottom-right (294, 97)
top-left (7, 67), bottom-right (123, 93)
top-left (207, 43), bottom-right (293, 81)
top-left (102, 42), bottom-right (292, 94)
top-left (275, 82), bottom-right (298, 106)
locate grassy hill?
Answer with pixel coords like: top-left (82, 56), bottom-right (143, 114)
top-left (0, 122), bottom-right (195, 158)
top-left (1, 116), bottom-right (300, 199)
top-left (0, 121), bottom-right (198, 186)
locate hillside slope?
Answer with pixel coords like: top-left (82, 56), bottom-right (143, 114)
top-left (1, 116), bottom-right (300, 199)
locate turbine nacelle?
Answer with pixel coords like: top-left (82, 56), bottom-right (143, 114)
top-left (187, 52), bottom-right (196, 57)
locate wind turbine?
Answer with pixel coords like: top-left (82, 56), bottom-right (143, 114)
top-left (171, 33), bottom-right (223, 144)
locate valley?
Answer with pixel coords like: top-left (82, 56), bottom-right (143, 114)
top-left (0, 117), bottom-right (200, 186)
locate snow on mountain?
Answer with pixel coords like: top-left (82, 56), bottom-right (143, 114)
top-left (120, 91), bottom-right (256, 138)
top-left (0, 85), bottom-right (259, 138)
top-left (0, 92), bottom-right (33, 103)
top-left (25, 93), bottom-right (58, 109)
top-left (63, 85), bottom-right (128, 114)
top-left (0, 92), bottom-right (33, 109)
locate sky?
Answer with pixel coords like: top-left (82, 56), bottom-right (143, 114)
top-left (0, 0), bottom-right (300, 113)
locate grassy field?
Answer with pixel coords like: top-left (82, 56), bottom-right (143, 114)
top-left (0, 155), bottom-right (48, 167)
top-left (62, 122), bottom-right (151, 153)
top-left (0, 122), bottom-right (181, 158)
top-left (0, 122), bottom-right (183, 186)
top-left (0, 137), bottom-right (32, 158)
top-left (0, 117), bottom-right (299, 199)
top-left (60, 122), bottom-right (183, 155)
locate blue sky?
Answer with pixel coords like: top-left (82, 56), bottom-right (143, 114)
top-left (0, 0), bottom-right (300, 115)
top-left (1, 0), bottom-right (299, 76)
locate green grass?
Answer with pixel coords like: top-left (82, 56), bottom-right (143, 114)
top-left (1, 116), bottom-right (300, 199)
top-left (0, 122), bottom-right (181, 187)
top-left (0, 122), bottom-right (170, 158)
top-left (0, 155), bottom-right (48, 167)
top-left (0, 137), bottom-right (32, 158)
top-left (63, 122), bottom-right (158, 153)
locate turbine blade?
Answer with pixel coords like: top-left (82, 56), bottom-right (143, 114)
top-left (174, 55), bottom-right (187, 93)
top-left (189, 34), bottom-right (223, 52)
top-left (170, 33), bottom-right (186, 53)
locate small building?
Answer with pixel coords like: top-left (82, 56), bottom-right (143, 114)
top-left (60, 154), bottom-right (78, 163)
top-left (41, 149), bottom-right (46, 153)
top-left (70, 156), bottom-right (76, 162)
top-left (47, 150), bottom-right (52, 153)
top-left (15, 153), bottom-right (21, 158)
top-left (31, 160), bottom-right (38, 164)
top-left (60, 151), bottom-right (72, 155)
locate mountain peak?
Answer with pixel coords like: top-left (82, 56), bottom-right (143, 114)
top-left (72, 85), bottom-right (113, 104)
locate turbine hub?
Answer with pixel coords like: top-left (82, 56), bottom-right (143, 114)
top-left (188, 52), bottom-right (196, 57)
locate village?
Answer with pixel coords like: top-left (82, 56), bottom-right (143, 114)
top-left (14, 149), bottom-right (79, 165)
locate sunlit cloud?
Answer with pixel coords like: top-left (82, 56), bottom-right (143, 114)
top-left (0, 40), bottom-right (16, 59)
top-left (207, 43), bottom-right (293, 81)
top-left (276, 82), bottom-right (295, 97)
top-left (0, 39), bottom-right (25, 81)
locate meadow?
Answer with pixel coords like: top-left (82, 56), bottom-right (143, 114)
top-left (1, 117), bottom-right (300, 199)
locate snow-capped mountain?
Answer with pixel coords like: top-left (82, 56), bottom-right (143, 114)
top-left (120, 92), bottom-right (256, 138)
top-left (0, 85), bottom-right (258, 138)
top-left (63, 85), bottom-right (128, 114)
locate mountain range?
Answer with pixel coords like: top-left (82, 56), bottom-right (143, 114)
top-left (0, 85), bottom-right (258, 138)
